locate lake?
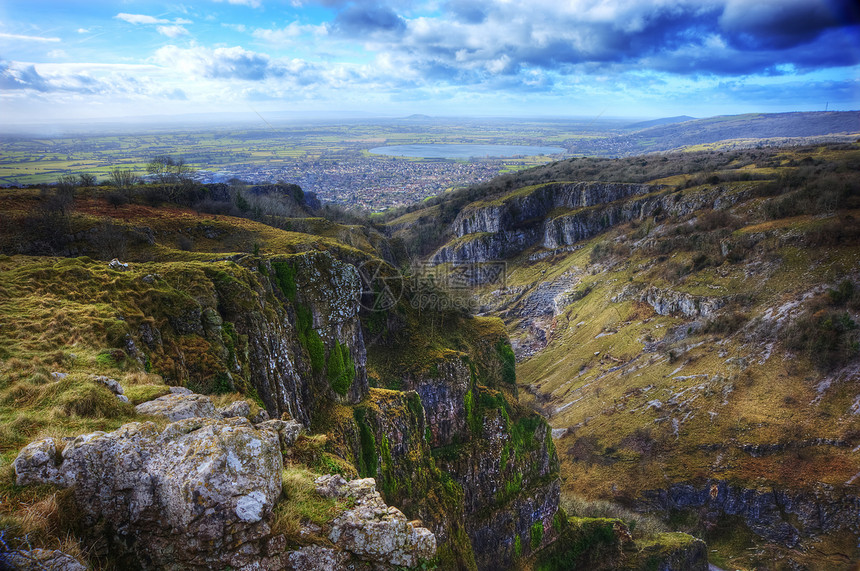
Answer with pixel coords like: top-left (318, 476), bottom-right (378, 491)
top-left (368, 144), bottom-right (565, 159)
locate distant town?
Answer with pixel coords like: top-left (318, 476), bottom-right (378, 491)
top-left (195, 157), bottom-right (512, 211)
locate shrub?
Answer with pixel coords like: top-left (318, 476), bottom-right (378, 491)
top-left (704, 311), bottom-right (748, 335)
top-left (828, 280), bottom-right (856, 306)
top-left (782, 310), bottom-right (859, 371)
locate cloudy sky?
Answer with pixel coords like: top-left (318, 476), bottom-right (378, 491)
top-left (1, 0), bottom-right (858, 123)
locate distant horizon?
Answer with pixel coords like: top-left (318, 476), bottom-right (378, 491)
top-left (2, 109), bottom-right (858, 137)
top-left (2, 1), bottom-right (858, 126)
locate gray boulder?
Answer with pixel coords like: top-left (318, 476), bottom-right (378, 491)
top-left (218, 399), bottom-right (251, 419)
top-left (93, 375), bottom-right (123, 395)
top-left (0, 548), bottom-right (86, 570)
top-left (13, 417), bottom-right (283, 569)
top-left (135, 393), bottom-right (219, 421)
top-left (13, 438), bottom-right (66, 486)
top-left (258, 419), bottom-right (303, 449)
top-left (316, 476), bottom-right (437, 567)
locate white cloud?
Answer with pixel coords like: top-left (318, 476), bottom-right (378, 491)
top-left (212, 0), bottom-right (262, 8)
top-left (47, 49), bottom-right (67, 59)
top-left (116, 13), bottom-right (192, 25)
top-left (252, 22), bottom-right (327, 44)
top-left (0, 32), bottom-right (60, 42)
top-left (77, 28), bottom-right (89, 34)
top-left (153, 45), bottom-right (276, 80)
top-left (158, 25), bottom-right (189, 38)
top-left (116, 13), bottom-right (168, 25)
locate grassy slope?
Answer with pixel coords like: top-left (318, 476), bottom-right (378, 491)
top-left (460, 144), bottom-right (860, 570)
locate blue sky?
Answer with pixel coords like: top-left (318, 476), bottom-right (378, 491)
top-left (1, 0), bottom-right (859, 123)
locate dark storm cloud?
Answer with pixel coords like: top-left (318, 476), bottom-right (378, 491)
top-left (365, 0), bottom-right (860, 84)
top-left (719, 0), bottom-right (860, 50)
top-left (331, 4), bottom-right (407, 36)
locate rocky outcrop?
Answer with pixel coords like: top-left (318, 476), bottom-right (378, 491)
top-left (452, 182), bottom-right (659, 237)
top-left (317, 475), bottom-right (437, 567)
top-left (0, 548), bottom-right (86, 571)
top-left (393, 352), bottom-right (561, 570)
top-left (613, 284), bottom-right (727, 319)
top-left (15, 416), bottom-right (283, 570)
top-left (218, 399), bottom-right (251, 418)
top-left (639, 480), bottom-right (860, 550)
top-left (13, 412), bottom-right (436, 571)
top-left (434, 407), bottom-right (560, 568)
top-left (433, 181), bottom-right (754, 264)
top-left (132, 250), bottom-right (368, 428)
top-left (434, 182), bottom-right (663, 263)
top-left (134, 392), bottom-right (220, 420)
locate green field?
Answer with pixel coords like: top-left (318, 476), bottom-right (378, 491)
top-left (0, 118), bottom-right (620, 186)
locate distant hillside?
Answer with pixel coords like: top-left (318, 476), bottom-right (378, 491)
top-left (624, 115), bottom-right (696, 130)
top-left (564, 111), bottom-right (860, 155)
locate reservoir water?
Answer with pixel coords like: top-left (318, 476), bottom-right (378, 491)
top-left (368, 144), bottom-right (565, 159)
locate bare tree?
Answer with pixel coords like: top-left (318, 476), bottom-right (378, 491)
top-left (108, 168), bottom-right (138, 191)
top-left (78, 173), bottom-right (97, 187)
top-left (147, 155), bottom-right (195, 203)
top-left (54, 175), bottom-right (77, 214)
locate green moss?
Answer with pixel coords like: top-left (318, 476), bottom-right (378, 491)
top-left (305, 331), bottom-right (324, 373)
top-left (509, 414), bottom-right (542, 461)
top-left (327, 340), bottom-right (355, 396)
top-left (272, 261), bottom-right (297, 302)
top-left (464, 389), bottom-right (480, 433)
top-left (553, 510), bottom-right (567, 533)
top-left (211, 372), bottom-right (233, 394)
top-left (379, 432), bottom-right (397, 495)
top-left (354, 407), bottom-right (378, 478)
top-left (514, 535), bottom-right (522, 558)
top-left (531, 521), bottom-right (545, 550)
top-left (222, 321), bottom-right (238, 365)
top-left (407, 391), bottom-right (424, 423)
top-left (496, 340), bottom-right (517, 385)
top-left (497, 472), bottom-right (522, 503)
top-left (95, 352), bottom-right (115, 367)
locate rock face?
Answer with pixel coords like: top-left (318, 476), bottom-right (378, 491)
top-left (432, 181), bottom-right (749, 264)
top-left (131, 251), bottom-right (368, 428)
top-left (14, 417), bottom-right (283, 570)
top-left (612, 284), bottom-right (727, 319)
top-left (391, 352), bottom-right (560, 570)
top-left (434, 406), bottom-right (560, 569)
top-left (640, 480), bottom-right (860, 549)
top-left (403, 357), bottom-right (471, 448)
top-left (432, 182), bottom-right (663, 264)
